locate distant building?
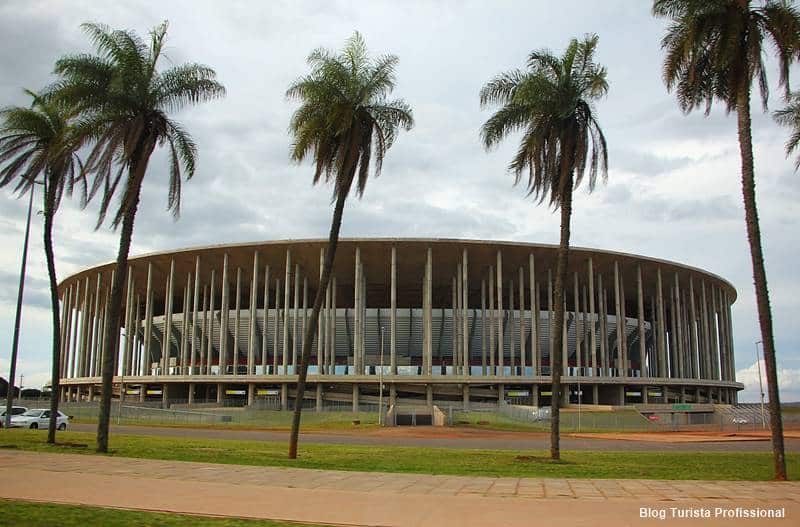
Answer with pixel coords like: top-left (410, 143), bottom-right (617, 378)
top-left (57, 238), bottom-right (742, 408)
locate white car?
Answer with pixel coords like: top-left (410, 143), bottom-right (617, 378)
top-left (0, 406), bottom-right (28, 428)
top-left (9, 409), bottom-right (69, 430)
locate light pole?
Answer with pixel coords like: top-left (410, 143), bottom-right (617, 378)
top-left (755, 340), bottom-right (767, 429)
top-left (5, 187), bottom-right (35, 429)
top-left (379, 326), bottom-right (385, 426)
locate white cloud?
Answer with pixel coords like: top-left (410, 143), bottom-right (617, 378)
top-left (735, 360), bottom-right (800, 404)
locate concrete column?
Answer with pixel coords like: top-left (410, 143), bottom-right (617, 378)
top-left (248, 252), bottom-right (259, 375)
top-left (636, 266), bottom-right (646, 378)
top-left (656, 268), bottom-right (667, 378)
top-left (496, 250), bottom-right (504, 371)
top-left (462, 384), bottom-right (470, 410)
top-left (725, 295), bottom-right (736, 380)
top-left (529, 254), bottom-right (537, 376)
top-left (497, 383), bottom-right (505, 405)
top-left (674, 274), bottom-right (684, 380)
top-left (352, 384), bottom-right (359, 412)
top-left (574, 273), bottom-right (581, 376)
top-left (519, 267), bottom-right (525, 374)
top-left (282, 250), bottom-right (291, 373)
top-left (509, 277), bottom-right (515, 373)
top-left (462, 249), bottom-right (469, 375)
top-left (662, 385), bottom-right (669, 404)
top-left (207, 270), bottom-right (216, 375)
top-left (532, 385), bottom-right (539, 407)
top-left (535, 280), bottom-right (542, 375)
top-left (390, 246), bottom-right (397, 375)
top-left (597, 273), bottom-right (606, 377)
top-left (389, 384), bottom-right (397, 407)
top-left (261, 265), bottom-right (270, 374)
top-left (331, 277), bottom-right (337, 372)
top-left (90, 275), bottom-right (101, 377)
top-left (452, 276), bottom-right (458, 371)
top-left (273, 277), bottom-right (280, 374)
top-left (292, 263), bottom-right (300, 367)
top-left (318, 248), bottom-right (325, 373)
top-left (592, 384), bottom-right (599, 405)
top-left (620, 274), bottom-right (628, 377)
top-left (642, 385), bottom-right (649, 404)
top-left (220, 254), bottom-right (230, 375)
top-left (68, 283), bottom-right (79, 378)
top-left (180, 277), bottom-right (190, 374)
top-left (361, 263), bottom-right (367, 374)
top-left (669, 284), bottom-right (677, 378)
top-left (354, 247), bottom-right (361, 373)
top-left (134, 294), bottom-right (142, 376)
top-left (316, 384), bottom-right (323, 412)
top-left (587, 258), bottom-right (596, 377)
top-left (426, 384), bottom-right (433, 407)
top-left (233, 267), bottom-right (242, 375)
top-left (280, 384), bottom-right (287, 410)
top-left (323, 276), bottom-right (330, 373)
top-left (481, 279), bottom-right (487, 375)
top-left (139, 384), bottom-right (145, 402)
top-left (489, 266), bottom-right (495, 373)
top-left (191, 256), bottom-right (201, 375)
top-left (680, 386), bottom-right (686, 403)
top-left (247, 383), bottom-right (255, 406)
top-left (618, 385), bottom-right (625, 406)
top-left (424, 247), bottom-right (433, 375)
top-left (700, 281), bottom-right (710, 379)
top-left (688, 277), bottom-right (699, 379)
top-left (613, 262), bottom-right (622, 376)
top-left (709, 286), bottom-right (719, 380)
top-left (188, 383), bottom-right (195, 405)
top-left (217, 383), bottom-right (224, 404)
top-left (123, 272), bottom-right (134, 376)
top-left (162, 260), bottom-right (175, 376)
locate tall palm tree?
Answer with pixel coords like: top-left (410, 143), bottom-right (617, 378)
top-left (653, 0), bottom-right (800, 481)
top-left (480, 35), bottom-right (608, 460)
top-left (774, 92), bottom-right (800, 167)
top-left (0, 91), bottom-right (84, 443)
top-left (48, 21), bottom-right (225, 453)
top-left (286, 32), bottom-right (413, 459)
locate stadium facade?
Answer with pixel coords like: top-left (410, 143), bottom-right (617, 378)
top-left (57, 239), bottom-right (743, 408)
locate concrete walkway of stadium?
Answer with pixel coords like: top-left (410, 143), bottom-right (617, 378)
top-left (0, 450), bottom-right (798, 526)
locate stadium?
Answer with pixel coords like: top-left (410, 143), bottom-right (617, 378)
top-left (56, 238), bottom-right (743, 409)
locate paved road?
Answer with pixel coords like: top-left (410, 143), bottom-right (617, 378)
top-left (71, 423), bottom-right (800, 452)
top-left (3, 450), bottom-right (799, 527)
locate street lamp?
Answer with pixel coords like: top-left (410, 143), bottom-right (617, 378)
top-left (4, 188), bottom-right (35, 429)
top-left (755, 341), bottom-right (767, 429)
top-left (379, 326), bottom-right (385, 426)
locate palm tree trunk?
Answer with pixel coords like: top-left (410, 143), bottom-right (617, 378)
top-left (736, 87), bottom-right (786, 480)
top-left (288, 188), bottom-right (349, 459)
top-left (4, 188), bottom-right (34, 429)
top-left (550, 180), bottom-right (573, 461)
top-left (44, 175), bottom-right (62, 444)
top-left (97, 143), bottom-right (154, 453)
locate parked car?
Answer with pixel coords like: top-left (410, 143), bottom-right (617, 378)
top-left (732, 418), bottom-right (749, 425)
top-left (9, 409), bottom-right (69, 430)
top-left (0, 406), bottom-right (28, 428)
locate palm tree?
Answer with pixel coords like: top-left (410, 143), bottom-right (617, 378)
top-left (48, 21), bottom-right (225, 453)
top-left (774, 92), bottom-right (800, 168)
top-left (0, 91), bottom-right (84, 443)
top-left (653, 0), bottom-right (800, 481)
top-left (480, 35), bottom-right (608, 460)
top-left (286, 32), bottom-right (413, 459)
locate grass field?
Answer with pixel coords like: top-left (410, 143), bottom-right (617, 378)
top-left (1, 429), bottom-right (797, 480)
top-left (0, 499), bottom-right (322, 527)
top-left (69, 410), bottom-right (380, 431)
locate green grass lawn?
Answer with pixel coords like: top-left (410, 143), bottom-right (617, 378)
top-left (69, 410), bottom-right (380, 432)
top-left (0, 499), bottom-right (322, 527)
top-left (1, 429), bottom-right (797, 480)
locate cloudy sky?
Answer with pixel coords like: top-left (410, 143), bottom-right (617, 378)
top-left (0, 1), bottom-right (797, 402)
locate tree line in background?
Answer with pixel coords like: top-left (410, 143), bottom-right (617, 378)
top-left (0, 0), bottom-right (798, 480)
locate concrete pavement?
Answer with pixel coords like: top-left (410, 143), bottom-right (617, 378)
top-left (0, 450), bottom-right (798, 526)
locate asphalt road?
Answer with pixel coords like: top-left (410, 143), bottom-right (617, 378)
top-left (70, 423), bottom-right (800, 452)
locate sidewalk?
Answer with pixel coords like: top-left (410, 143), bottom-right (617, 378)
top-left (0, 450), bottom-right (797, 526)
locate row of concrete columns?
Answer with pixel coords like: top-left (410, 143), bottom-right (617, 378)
top-left (58, 245), bottom-right (736, 384)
